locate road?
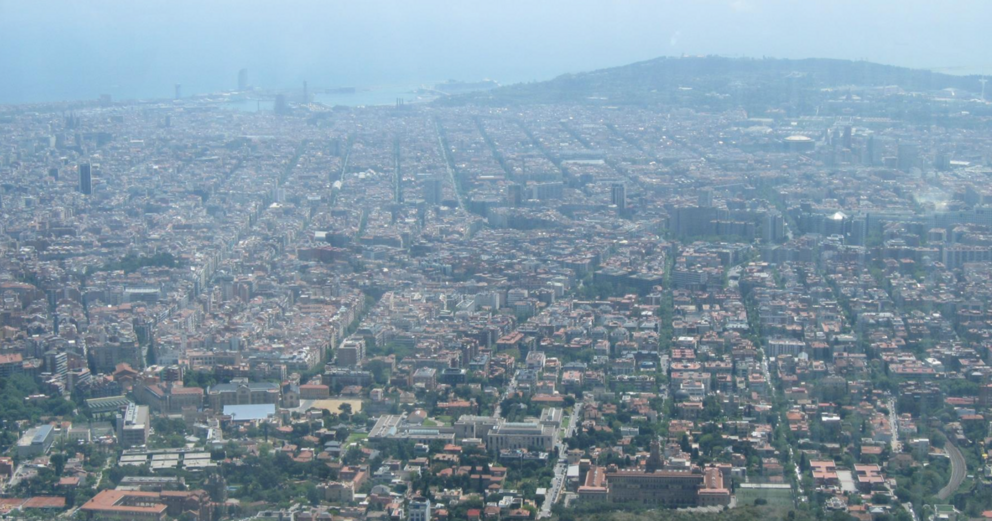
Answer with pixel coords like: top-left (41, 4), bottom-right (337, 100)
top-left (760, 344), bottom-right (806, 504)
top-left (491, 370), bottom-right (568, 519)
top-left (493, 377), bottom-right (516, 420)
top-left (5, 460), bottom-right (30, 492)
top-left (433, 117), bottom-right (464, 210)
top-left (903, 502), bottom-right (919, 521)
top-left (493, 367), bottom-right (576, 518)
top-left (760, 356), bottom-right (773, 397)
top-left (937, 438), bottom-right (966, 500)
top-left (789, 446), bottom-right (807, 504)
top-left (888, 398), bottom-right (901, 453)
top-left (539, 401), bottom-right (582, 519)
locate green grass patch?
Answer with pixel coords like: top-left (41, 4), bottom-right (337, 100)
top-left (736, 484), bottom-right (795, 508)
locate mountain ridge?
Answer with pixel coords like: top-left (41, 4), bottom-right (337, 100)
top-left (443, 55), bottom-right (986, 107)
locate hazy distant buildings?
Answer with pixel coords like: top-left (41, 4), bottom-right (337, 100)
top-left (763, 210), bottom-right (785, 243)
top-left (863, 134), bottom-right (885, 166)
top-left (934, 149), bottom-right (951, 171)
top-left (942, 244), bottom-right (992, 270)
top-left (238, 68), bottom-right (248, 91)
top-left (698, 189), bottom-right (713, 208)
top-left (6, 53), bottom-right (992, 519)
top-left (532, 181), bottom-right (563, 201)
top-left (670, 206), bottom-right (720, 237)
top-left (611, 182), bottom-right (626, 212)
top-left (898, 143), bottom-right (918, 171)
top-left (274, 94), bottom-right (288, 115)
top-left (78, 163), bottom-right (92, 195)
top-left (508, 183), bottom-right (524, 207)
top-left (424, 177), bottom-right (443, 206)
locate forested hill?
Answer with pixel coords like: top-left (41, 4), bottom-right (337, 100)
top-left (443, 56), bottom-right (985, 109)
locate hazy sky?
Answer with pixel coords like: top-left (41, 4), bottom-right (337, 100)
top-left (1, 0), bottom-right (990, 104)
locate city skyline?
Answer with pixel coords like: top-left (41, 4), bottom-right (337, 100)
top-left (2, 0), bottom-right (992, 103)
top-left (1, 4), bottom-right (992, 521)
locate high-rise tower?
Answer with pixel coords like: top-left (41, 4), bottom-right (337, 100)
top-left (78, 163), bottom-right (92, 195)
top-left (611, 182), bottom-right (626, 212)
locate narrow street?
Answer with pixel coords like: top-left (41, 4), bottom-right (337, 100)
top-left (433, 117), bottom-right (464, 210)
top-left (938, 439), bottom-right (966, 500)
top-left (539, 401), bottom-right (582, 518)
top-left (888, 398), bottom-right (901, 453)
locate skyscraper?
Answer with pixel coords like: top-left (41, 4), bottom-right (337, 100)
top-left (897, 143), bottom-right (918, 171)
top-left (698, 188), bottom-right (713, 208)
top-left (610, 182), bottom-right (626, 212)
top-left (238, 68), bottom-right (248, 91)
top-left (763, 210), bottom-right (785, 243)
top-left (424, 177), bottom-right (443, 205)
top-left (274, 94), bottom-right (288, 115)
top-left (934, 150), bottom-right (950, 171)
top-left (174, 83), bottom-right (182, 100)
top-left (507, 184), bottom-right (523, 207)
top-left (78, 163), bottom-right (92, 195)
